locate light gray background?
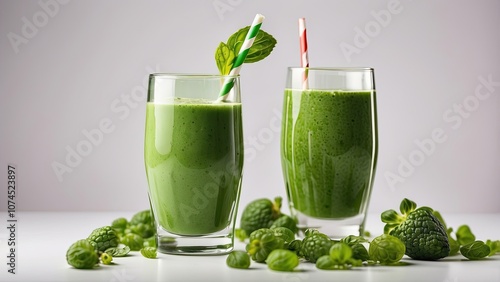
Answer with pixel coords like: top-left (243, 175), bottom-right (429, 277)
top-left (1, 0), bottom-right (499, 214)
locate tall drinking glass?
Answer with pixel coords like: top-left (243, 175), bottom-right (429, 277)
top-left (281, 67), bottom-right (378, 238)
top-left (144, 74), bottom-right (244, 255)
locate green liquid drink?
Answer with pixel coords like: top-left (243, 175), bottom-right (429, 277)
top-left (282, 89), bottom-right (377, 219)
top-left (144, 99), bottom-right (243, 235)
top-left (145, 73), bottom-right (244, 255)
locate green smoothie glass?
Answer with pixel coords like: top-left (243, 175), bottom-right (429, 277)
top-left (144, 74), bottom-right (244, 255)
top-left (281, 67), bottom-right (378, 238)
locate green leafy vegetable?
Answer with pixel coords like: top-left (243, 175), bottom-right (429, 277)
top-left (432, 210), bottom-right (499, 260)
top-left (456, 225), bottom-right (476, 246)
top-left (226, 26), bottom-right (277, 64)
top-left (315, 243), bottom-right (361, 270)
top-left (330, 242), bottom-right (362, 268)
top-left (447, 230), bottom-right (461, 256)
top-left (266, 249), bottom-right (299, 272)
top-left (226, 251), bottom-right (251, 269)
top-left (460, 241), bottom-right (490, 260)
top-left (432, 210), bottom-right (447, 228)
top-left (215, 42), bottom-right (235, 76)
top-left (400, 198), bottom-right (417, 214)
top-left (329, 243), bottom-right (352, 264)
top-left (486, 239), bottom-right (500, 256)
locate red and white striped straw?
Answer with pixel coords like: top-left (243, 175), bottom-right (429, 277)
top-left (298, 17), bottom-right (309, 89)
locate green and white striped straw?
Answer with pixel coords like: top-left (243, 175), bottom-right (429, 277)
top-left (217, 14), bottom-right (265, 102)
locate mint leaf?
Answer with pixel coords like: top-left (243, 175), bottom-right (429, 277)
top-left (460, 241), bottom-right (490, 260)
top-left (456, 225), bottom-right (476, 246)
top-left (399, 198), bottom-right (417, 215)
top-left (227, 26), bottom-right (277, 63)
top-left (105, 245), bottom-right (130, 257)
top-left (214, 25), bottom-right (277, 75)
top-left (215, 42), bottom-right (236, 75)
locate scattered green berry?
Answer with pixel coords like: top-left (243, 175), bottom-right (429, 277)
top-left (226, 251), bottom-right (251, 269)
top-left (287, 239), bottom-right (302, 255)
top-left (270, 215), bottom-right (298, 234)
top-left (143, 236), bottom-right (157, 248)
top-left (300, 229), bottom-right (333, 263)
top-left (121, 233), bottom-right (144, 251)
top-left (350, 243), bottom-right (370, 261)
top-left (266, 249), bottom-right (299, 272)
top-left (240, 197), bottom-right (282, 236)
top-left (339, 235), bottom-right (370, 262)
top-left (246, 228), bottom-right (284, 263)
top-left (87, 226), bottom-right (119, 252)
top-left (66, 239), bottom-right (99, 269)
top-left (369, 234), bottom-right (405, 264)
top-left (235, 228), bottom-right (249, 242)
top-left (329, 242), bottom-right (353, 264)
top-left (111, 217), bottom-right (128, 233)
top-left (140, 247), bottom-right (157, 259)
top-left (316, 255), bottom-right (337, 270)
top-left (100, 252), bottom-right (113, 265)
top-left (271, 227), bottom-right (295, 244)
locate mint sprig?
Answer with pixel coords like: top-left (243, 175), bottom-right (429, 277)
top-left (215, 42), bottom-right (236, 76)
top-left (215, 26), bottom-right (277, 75)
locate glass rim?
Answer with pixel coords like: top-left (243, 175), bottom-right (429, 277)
top-left (150, 73), bottom-right (240, 79)
top-left (288, 67), bottom-right (374, 71)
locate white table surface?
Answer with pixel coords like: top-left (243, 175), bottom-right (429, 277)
top-left (1, 212), bottom-right (499, 282)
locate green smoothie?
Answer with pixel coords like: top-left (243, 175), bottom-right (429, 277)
top-left (281, 89), bottom-right (377, 219)
top-left (144, 98), bottom-right (243, 235)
